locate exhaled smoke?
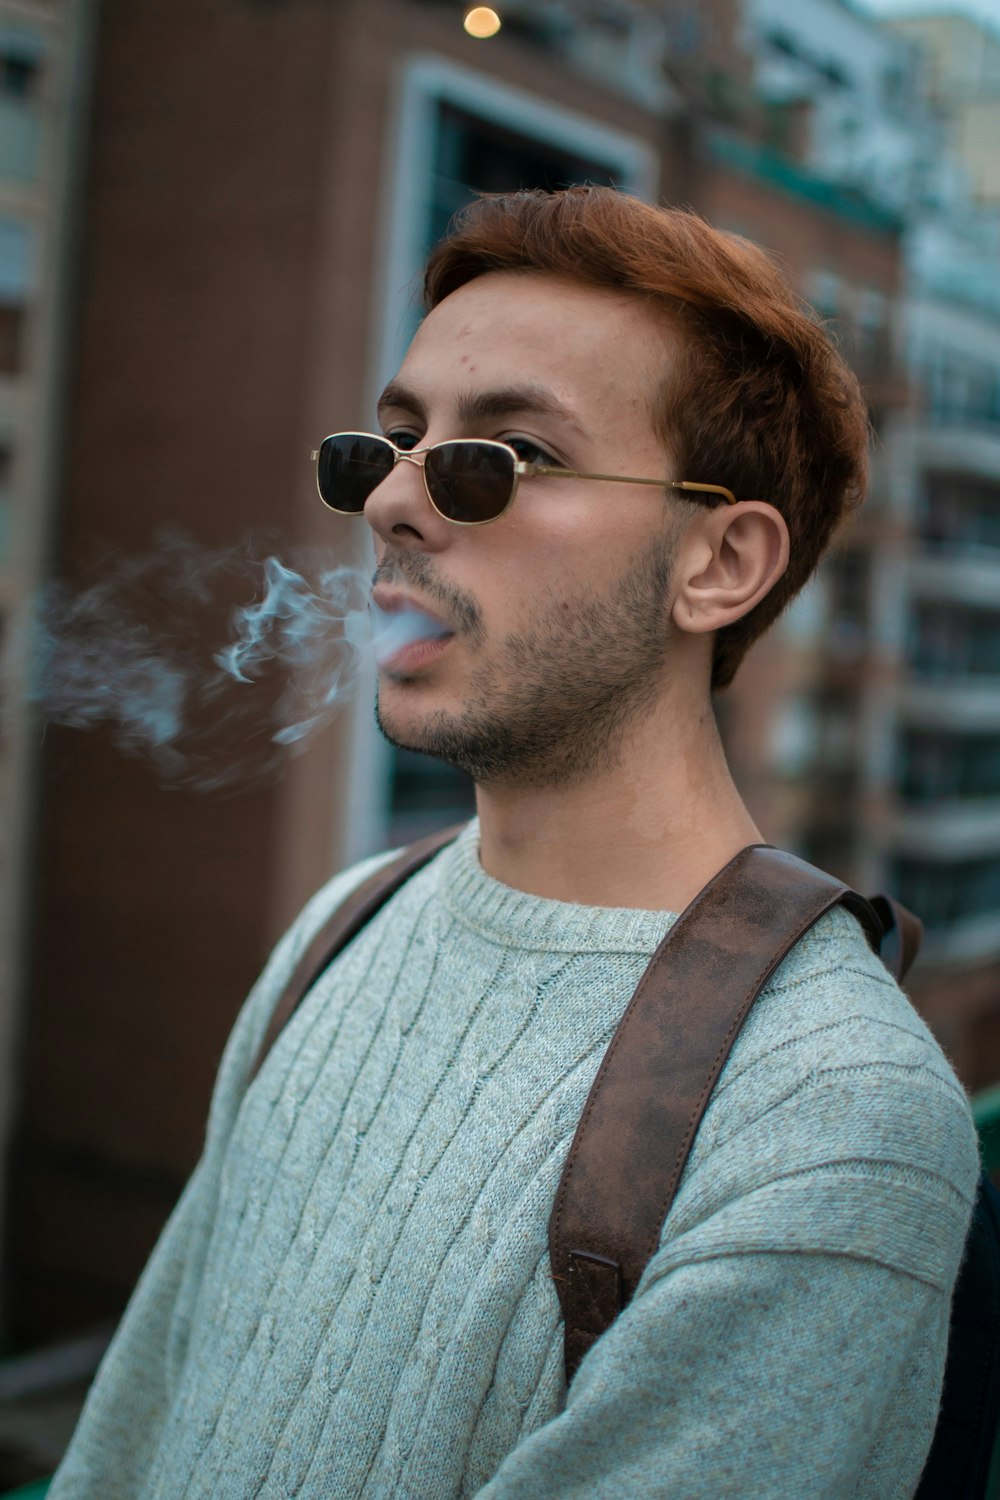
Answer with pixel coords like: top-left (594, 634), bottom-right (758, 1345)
top-left (369, 603), bottom-right (451, 665)
top-left (214, 554), bottom-right (372, 747)
top-left (4, 534), bottom-right (381, 792)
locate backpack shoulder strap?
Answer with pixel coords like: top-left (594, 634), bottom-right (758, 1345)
top-left (548, 843), bottom-right (917, 1383)
top-left (247, 822), bottom-right (465, 1086)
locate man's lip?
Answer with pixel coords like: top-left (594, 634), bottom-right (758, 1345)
top-left (379, 633), bottom-right (454, 674)
top-left (370, 586), bottom-right (452, 635)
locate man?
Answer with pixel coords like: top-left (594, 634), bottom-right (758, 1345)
top-left (53, 188), bottom-right (978, 1497)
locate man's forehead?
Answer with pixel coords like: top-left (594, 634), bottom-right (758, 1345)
top-left (393, 272), bottom-right (673, 426)
top-left (418, 269), bottom-right (659, 340)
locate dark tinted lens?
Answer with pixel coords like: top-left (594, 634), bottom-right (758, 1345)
top-left (424, 441), bottom-right (515, 523)
top-left (317, 433), bottom-right (395, 513)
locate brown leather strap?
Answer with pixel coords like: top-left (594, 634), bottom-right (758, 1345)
top-left (247, 823), bottom-right (464, 1085)
top-left (866, 892), bottom-right (924, 981)
top-left (548, 844), bottom-right (908, 1383)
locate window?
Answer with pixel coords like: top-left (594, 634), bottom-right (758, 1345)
top-left (890, 854), bottom-right (1000, 931)
top-left (428, 101), bottom-right (620, 251)
top-left (0, 303), bottom-right (24, 374)
top-left (919, 472), bottom-right (1000, 553)
top-left (1, 50), bottom-right (40, 100)
top-left (388, 106), bottom-right (627, 843)
top-left (0, 29), bottom-right (44, 180)
top-left (363, 60), bottom-right (654, 854)
top-left (853, 288), bottom-right (890, 375)
top-left (816, 690), bottom-right (858, 771)
top-left (766, 30), bottom-right (799, 60)
top-left (0, 218), bottom-right (35, 373)
top-left (909, 602), bottom-right (1000, 680)
top-left (0, 439), bottom-right (10, 563)
top-left (825, 548), bottom-right (869, 661)
top-left (882, 64), bottom-right (908, 112)
top-left (899, 729), bottom-right (1000, 802)
top-left (922, 351), bottom-right (1000, 429)
top-left (807, 269), bottom-right (841, 320)
top-left (0, 27), bottom-right (43, 100)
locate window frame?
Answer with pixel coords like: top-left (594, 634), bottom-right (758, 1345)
top-left (341, 54), bottom-right (658, 862)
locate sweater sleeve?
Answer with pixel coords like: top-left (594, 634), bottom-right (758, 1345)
top-left (477, 1050), bottom-right (980, 1500)
top-left (476, 1252), bottom-right (948, 1500)
top-left (49, 847), bottom-right (400, 1499)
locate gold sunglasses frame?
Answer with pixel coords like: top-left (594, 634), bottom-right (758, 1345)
top-left (311, 431), bottom-right (737, 526)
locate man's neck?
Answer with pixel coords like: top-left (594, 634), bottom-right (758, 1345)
top-left (474, 689), bottom-right (762, 914)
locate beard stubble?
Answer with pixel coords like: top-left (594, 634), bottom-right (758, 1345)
top-left (374, 527), bottom-right (679, 790)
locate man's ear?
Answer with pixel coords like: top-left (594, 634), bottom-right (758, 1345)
top-left (671, 502), bottom-right (790, 635)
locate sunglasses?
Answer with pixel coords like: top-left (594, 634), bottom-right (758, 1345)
top-left (311, 431), bottom-right (738, 527)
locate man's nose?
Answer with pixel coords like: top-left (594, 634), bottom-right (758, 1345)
top-left (363, 451), bottom-right (453, 551)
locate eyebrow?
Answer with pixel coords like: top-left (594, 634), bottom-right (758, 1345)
top-left (376, 379), bottom-right (585, 435)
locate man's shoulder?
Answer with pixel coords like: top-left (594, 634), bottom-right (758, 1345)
top-left (647, 901), bottom-right (980, 1296)
top-left (290, 822), bottom-right (472, 955)
top-left (289, 844), bottom-right (406, 954)
top-left (224, 845), bottom-right (411, 1073)
top-left (732, 902), bottom-right (958, 1089)
top-left (672, 903), bottom-right (980, 1281)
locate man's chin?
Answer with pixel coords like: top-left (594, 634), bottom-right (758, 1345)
top-left (374, 691), bottom-right (498, 782)
top-left (374, 691), bottom-right (448, 760)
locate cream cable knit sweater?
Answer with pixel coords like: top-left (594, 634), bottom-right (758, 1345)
top-left (52, 822), bottom-right (979, 1499)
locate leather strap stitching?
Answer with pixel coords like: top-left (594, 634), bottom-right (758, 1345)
top-left (639, 883), bottom-right (849, 1269)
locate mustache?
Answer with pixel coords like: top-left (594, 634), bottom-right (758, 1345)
top-left (371, 553), bottom-right (484, 642)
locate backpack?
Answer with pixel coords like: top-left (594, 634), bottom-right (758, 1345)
top-left (249, 827), bottom-right (1000, 1499)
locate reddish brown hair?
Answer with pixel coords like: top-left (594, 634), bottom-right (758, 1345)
top-left (423, 187), bottom-right (870, 689)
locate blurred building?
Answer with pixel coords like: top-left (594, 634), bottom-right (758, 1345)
top-left (5, 0), bottom-right (669, 1350)
top-left (883, 10), bottom-right (1000, 206)
top-left (882, 212), bottom-right (1000, 1079)
top-left (0, 0), bottom-right (94, 1322)
top-left (698, 0), bottom-right (921, 884)
top-left (2, 0), bottom-right (997, 1371)
top-left (729, 0), bottom-right (1000, 1082)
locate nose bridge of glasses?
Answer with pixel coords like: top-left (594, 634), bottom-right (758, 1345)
top-left (378, 441), bottom-right (442, 519)
top-left (394, 448), bottom-right (428, 470)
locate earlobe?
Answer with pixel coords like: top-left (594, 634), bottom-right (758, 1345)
top-left (671, 502), bottom-right (790, 635)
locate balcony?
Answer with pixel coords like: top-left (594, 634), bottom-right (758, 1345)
top-left (889, 849), bottom-right (1000, 965)
top-left (912, 426), bottom-right (1000, 482)
top-left (0, 98), bottom-right (40, 184)
top-left (909, 553), bottom-right (1000, 609)
top-left (901, 680), bottom-right (1000, 730)
top-left (921, 909), bottom-right (1000, 968)
top-left (890, 798), bottom-right (1000, 858)
top-left (906, 591), bottom-right (1000, 688)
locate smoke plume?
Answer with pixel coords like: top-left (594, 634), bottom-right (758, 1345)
top-left (4, 534), bottom-right (375, 792)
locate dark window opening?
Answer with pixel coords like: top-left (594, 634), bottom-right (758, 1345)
top-left (428, 101), bottom-right (620, 247)
top-left (825, 548), bottom-right (869, 660)
top-left (0, 51), bottom-right (40, 100)
top-left (386, 102), bottom-right (625, 846)
top-left (908, 601), bottom-right (1000, 680)
top-left (890, 854), bottom-right (1000, 932)
top-left (0, 303), bottom-right (25, 374)
top-left (918, 472), bottom-right (1000, 553)
top-left (898, 729), bottom-right (1000, 803)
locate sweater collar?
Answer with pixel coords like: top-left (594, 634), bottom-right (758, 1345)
top-left (433, 820), bottom-right (677, 956)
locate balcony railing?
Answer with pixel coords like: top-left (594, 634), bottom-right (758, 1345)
top-left (890, 799), bottom-right (1000, 858)
top-left (0, 98), bottom-right (40, 184)
top-left (901, 681), bottom-right (1000, 731)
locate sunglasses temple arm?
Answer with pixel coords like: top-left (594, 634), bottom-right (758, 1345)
top-left (524, 465), bottom-right (667, 484)
top-left (524, 465), bottom-right (736, 504)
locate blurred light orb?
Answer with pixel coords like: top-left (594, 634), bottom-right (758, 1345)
top-left (464, 6), bottom-right (502, 38)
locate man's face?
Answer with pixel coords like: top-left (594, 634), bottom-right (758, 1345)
top-left (365, 271), bottom-right (688, 788)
